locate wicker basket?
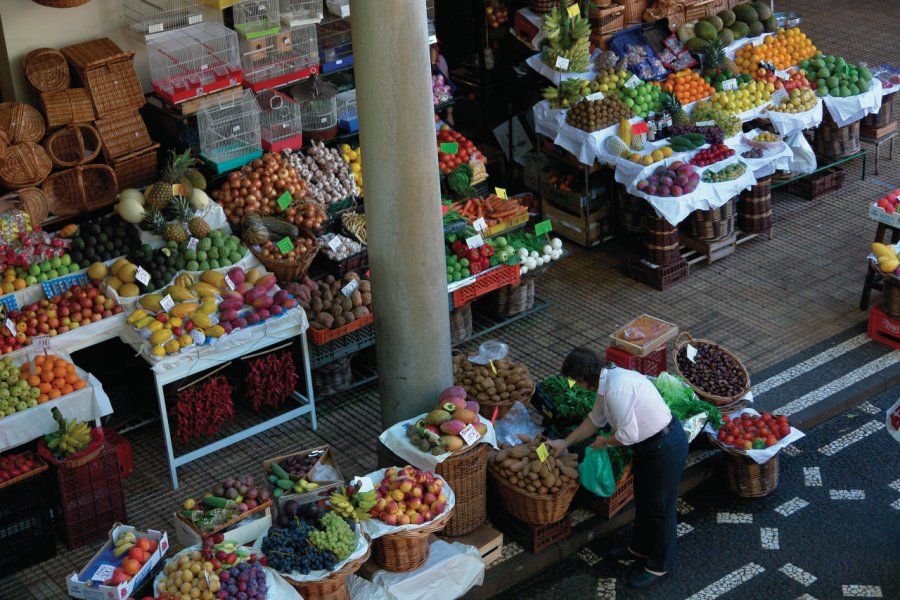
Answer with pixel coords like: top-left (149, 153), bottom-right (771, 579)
top-left (43, 123), bottom-right (101, 169)
top-left (616, 189), bottom-right (651, 233)
top-left (37, 428), bottom-right (105, 469)
top-left (94, 110), bottom-right (153, 161)
top-left (0, 102), bottom-right (46, 143)
top-left (0, 131), bottom-right (6, 155)
top-left (0, 143), bottom-right (53, 189)
top-left (590, 4), bottom-right (625, 34)
top-left (813, 112), bottom-right (861, 160)
top-left (250, 245), bottom-right (319, 282)
top-left (109, 145), bottom-right (159, 191)
top-left (686, 198), bottom-right (735, 241)
top-left (284, 535), bottom-right (371, 600)
top-left (62, 38), bottom-right (133, 80)
top-left (619, 0), bottom-right (648, 25)
top-left (39, 88), bottom-right (96, 129)
top-left (881, 275), bottom-right (900, 318)
top-left (711, 436), bottom-right (780, 497)
top-left (82, 59), bottom-right (145, 118)
top-left (862, 98), bottom-right (894, 129)
top-left (673, 332), bottom-right (751, 407)
top-left (0, 187), bottom-right (49, 225)
top-left (436, 442), bottom-right (489, 536)
top-left (42, 164), bottom-right (118, 216)
top-left (450, 303), bottom-right (473, 344)
top-left (32, 0), bottom-right (91, 6)
top-left (737, 177), bottom-right (772, 234)
top-left (23, 48), bottom-right (70, 94)
top-left (373, 507), bottom-right (454, 572)
top-left (492, 279), bottom-right (535, 316)
top-left (489, 464), bottom-right (579, 525)
top-left (530, 0), bottom-right (574, 14)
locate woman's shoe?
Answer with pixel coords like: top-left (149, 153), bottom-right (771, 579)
top-left (603, 546), bottom-right (645, 562)
top-left (627, 569), bottom-right (669, 589)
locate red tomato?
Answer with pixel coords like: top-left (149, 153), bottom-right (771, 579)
top-left (779, 424), bottom-right (791, 437)
top-left (766, 436), bottom-right (777, 447)
top-left (723, 415), bottom-right (731, 424)
top-left (741, 440), bottom-right (753, 450)
top-left (777, 415), bottom-right (788, 424)
top-left (718, 429), bottom-right (727, 440)
top-left (744, 432), bottom-right (755, 441)
top-left (725, 435), bottom-right (735, 446)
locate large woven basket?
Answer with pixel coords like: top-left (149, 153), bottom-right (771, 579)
top-left (686, 198), bottom-right (735, 241)
top-left (620, 0), bottom-right (648, 24)
top-left (0, 142), bottom-right (53, 189)
top-left (110, 145), bottom-right (159, 191)
top-left (0, 102), bottom-right (45, 143)
top-left (43, 123), bottom-right (102, 168)
top-left (436, 442), bottom-right (489, 536)
top-left (738, 177), bottom-right (772, 234)
top-left (0, 187), bottom-right (49, 225)
top-left (251, 244), bottom-right (319, 282)
top-left (710, 435), bottom-right (779, 497)
top-left (373, 506), bottom-right (454, 572)
top-left (491, 279), bottom-right (535, 317)
top-left (452, 349), bottom-right (536, 421)
top-left (489, 463), bottom-right (579, 525)
top-left (23, 48), bottom-right (70, 94)
top-left (42, 164), bottom-right (117, 216)
top-left (82, 58), bottom-right (145, 118)
top-left (283, 534), bottom-right (371, 600)
top-left (813, 111), bottom-right (861, 160)
top-left (0, 131), bottom-right (7, 155)
top-left (39, 88), bottom-right (96, 129)
top-left (673, 332), bottom-right (751, 407)
top-left (94, 109), bottom-right (153, 161)
top-left (62, 38), bottom-right (133, 80)
top-left (530, 0), bottom-right (574, 14)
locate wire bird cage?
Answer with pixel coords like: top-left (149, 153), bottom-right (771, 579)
top-left (123, 0), bottom-right (204, 39)
top-left (280, 0), bottom-right (323, 27)
top-left (316, 14), bottom-right (353, 73)
top-left (239, 24), bottom-right (319, 92)
top-left (232, 0), bottom-right (282, 39)
top-left (147, 22), bottom-right (242, 105)
top-left (325, 0), bottom-right (349, 19)
top-left (335, 88), bottom-right (357, 132)
top-left (257, 89), bottom-right (303, 152)
top-left (197, 88), bottom-right (262, 172)
top-left (426, 0), bottom-right (437, 44)
top-left (291, 76), bottom-right (338, 141)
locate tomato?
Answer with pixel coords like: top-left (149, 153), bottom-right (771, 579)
top-left (730, 427), bottom-right (741, 438)
top-left (761, 413), bottom-right (772, 422)
top-left (766, 436), bottom-right (777, 447)
top-left (725, 435), bottom-right (735, 446)
top-left (741, 440), bottom-right (753, 450)
top-left (777, 415), bottom-right (788, 424)
top-left (723, 415), bottom-right (731, 424)
top-left (758, 428), bottom-right (770, 438)
top-left (779, 424), bottom-right (791, 437)
top-left (744, 432), bottom-right (755, 441)
top-left (718, 429), bottom-right (727, 440)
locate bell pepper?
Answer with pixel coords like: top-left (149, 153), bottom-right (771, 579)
top-left (460, 258), bottom-right (469, 268)
top-left (469, 262), bottom-right (483, 275)
top-left (481, 244), bottom-right (494, 258)
top-left (451, 240), bottom-right (466, 256)
top-left (467, 248), bottom-right (481, 261)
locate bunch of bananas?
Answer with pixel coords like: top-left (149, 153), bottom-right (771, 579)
top-left (541, 3), bottom-right (591, 72)
top-left (542, 78), bottom-right (601, 108)
top-left (329, 485), bottom-right (378, 523)
top-left (293, 479), bottom-right (320, 494)
top-left (44, 407), bottom-right (91, 457)
top-left (113, 531), bottom-right (137, 558)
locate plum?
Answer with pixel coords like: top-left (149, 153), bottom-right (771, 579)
top-left (670, 160), bottom-right (685, 170)
top-left (645, 185), bottom-right (658, 195)
top-left (660, 176), bottom-right (674, 187)
top-left (671, 185), bottom-right (683, 197)
top-left (648, 174), bottom-right (660, 184)
top-left (636, 179), bottom-right (649, 190)
top-left (658, 186), bottom-right (671, 197)
top-left (683, 184), bottom-right (695, 194)
top-left (675, 175), bottom-right (689, 187)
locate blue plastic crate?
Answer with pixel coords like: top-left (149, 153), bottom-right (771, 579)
top-left (0, 294), bottom-right (18, 313)
top-left (321, 54), bottom-right (354, 74)
top-left (42, 273), bottom-right (89, 299)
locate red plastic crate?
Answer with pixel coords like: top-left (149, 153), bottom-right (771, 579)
top-left (576, 469), bottom-right (635, 519)
top-left (868, 305), bottom-right (900, 350)
top-left (452, 264), bottom-right (521, 309)
top-left (605, 345), bottom-right (667, 376)
top-left (622, 255), bottom-right (689, 291)
top-left (104, 430), bottom-right (134, 478)
top-left (489, 508), bottom-right (572, 554)
top-left (57, 444), bottom-right (127, 549)
top-left (309, 312), bottom-right (374, 345)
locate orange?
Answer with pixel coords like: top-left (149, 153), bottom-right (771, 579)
top-left (49, 389), bottom-right (61, 399)
top-left (65, 372), bottom-right (79, 385)
top-left (34, 355), bottom-right (45, 367)
top-left (66, 363), bottom-right (75, 374)
top-left (61, 384), bottom-right (73, 396)
top-left (52, 378), bottom-right (65, 389)
top-left (37, 394), bottom-right (48, 404)
top-left (73, 380), bottom-right (86, 391)
top-left (53, 366), bottom-right (66, 379)
top-left (27, 375), bottom-right (40, 387)
top-left (40, 370), bottom-right (54, 383)
top-left (13, 279), bottom-right (25, 290)
top-left (38, 382), bottom-right (51, 394)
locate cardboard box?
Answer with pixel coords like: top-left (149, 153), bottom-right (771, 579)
top-left (869, 202), bottom-right (900, 228)
top-left (263, 445), bottom-right (345, 511)
top-left (609, 314), bottom-right (679, 357)
top-left (173, 505), bottom-right (273, 547)
top-left (542, 200), bottom-right (608, 248)
top-left (66, 524), bottom-right (168, 600)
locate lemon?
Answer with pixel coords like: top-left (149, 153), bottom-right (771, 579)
top-left (350, 163), bottom-right (361, 173)
top-left (340, 143), bottom-right (351, 153)
top-left (178, 334), bottom-right (194, 347)
top-left (641, 155), bottom-right (654, 166)
top-left (169, 317), bottom-right (183, 328)
top-left (651, 149), bottom-right (664, 162)
top-left (151, 345), bottom-right (166, 358)
top-left (629, 153), bottom-right (641, 163)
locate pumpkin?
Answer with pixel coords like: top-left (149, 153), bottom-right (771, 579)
top-left (241, 213), bottom-right (269, 245)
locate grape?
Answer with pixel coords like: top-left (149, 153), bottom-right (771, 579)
top-left (308, 512), bottom-right (357, 562)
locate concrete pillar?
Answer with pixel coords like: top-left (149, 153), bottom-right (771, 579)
top-left (350, 0), bottom-right (453, 426)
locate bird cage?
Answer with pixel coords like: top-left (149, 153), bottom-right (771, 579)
top-left (123, 0), bottom-right (204, 39)
top-left (280, 0), bottom-right (323, 27)
top-left (325, 0), bottom-right (349, 19)
top-left (426, 0), bottom-right (437, 44)
top-left (232, 0), bottom-right (281, 39)
top-left (147, 22), bottom-right (243, 105)
top-left (316, 14), bottom-right (353, 73)
top-left (335, 88), bottom-right (357, 133)
top-left (197, 88), bottom-right (262, 172)
top-left (291, 76), bottom-right (337, 141)
top-left (258, 89), bottom-right (303, 152)
top-left (239, 24), bottom-right (319, 92)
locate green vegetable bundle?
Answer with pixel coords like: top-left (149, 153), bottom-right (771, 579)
top-left (540, 375), bottom-right (595, 420)
top-left (654, 372), bottom-right (722, 428)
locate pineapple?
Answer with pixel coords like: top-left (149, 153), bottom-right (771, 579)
top-left (188, 216), bottom-right (210, 239)
top-left (541, 1), bottom-right (591, 72)
top-left (144, 206), bottom-right (190, 244)
top-left (703, 39), bottom-right (740, 80)
top-left (145, 150), bottom-right (197, 211)
top-left (662, 92), bottom-right (690, 125)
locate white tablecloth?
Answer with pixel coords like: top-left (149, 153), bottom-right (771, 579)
top-left (823, 78), bottom-right (883, 127)
top-left (526, 49), bottom-right (601, 86)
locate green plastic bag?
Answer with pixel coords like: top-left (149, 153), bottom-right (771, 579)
top-left (578, 447), bottom-right (616, 498)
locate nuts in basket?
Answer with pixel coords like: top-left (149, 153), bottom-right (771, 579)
top-left (452, 353), bottom-right (533, 407)
top-left (490, 434), bottom-right (579, 495)
top-left (676, 341), bottom-right (747, 398)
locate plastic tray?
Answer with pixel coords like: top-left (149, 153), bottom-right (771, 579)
top-left (309, 311), bottom-right (374, 345)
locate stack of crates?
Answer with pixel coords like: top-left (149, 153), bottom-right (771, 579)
top-left (0, 455), bottom-right (56, 575)
top-left (57, 444), bottom-right (127, 549)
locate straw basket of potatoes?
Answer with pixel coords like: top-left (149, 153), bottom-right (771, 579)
top-left (452, 350), bottom-right (535, 421)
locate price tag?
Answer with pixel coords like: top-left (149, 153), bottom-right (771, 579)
top-left (336, 59), bottom-right (343, 65)
top-left (224, 275), bottom-right (235, 290)
top-left (567, 3), bottom-right (581, 18)
top-left (352, 476), bottom-right (374, 493)
top-left (91, 564), bottom-right (117, 583)
top-left (341, 279), bottom-right (359, 297)
top-left (460, 423), bottom-right (481, 446)
top-left (775, 69), bottom-right (791, 81)
top-left (232, 125), bottom-right (241, 132)
top-left (160, 295), bottom-right (175, 313)
top-left (555, 56), bottom-right (570, 70)
top-left (566, 377), bottom-right (576, 388)
top-left (473, 217), bottom-right (488, 232)
top-left (276, 237), bottom-right (294, 254)
top-left (686, 344), bottom-right (698, 363)
top-left (466, 234), bottom-right (484, 249)
top-left (771, 87), bottom-right (789, 104)
top-left (340, 4), bottom-right (350, 17)
top-left (276, 191), bottom-right (292, 210)
top-left (187, 237), bottom-right (199, 251)
top-left (188, 14), bottom-right (202, 25)
top-left (494, 187), bottom-right (508, 199)
top-left (320, 117), bottom-right (328, 124)
top-left (427, 34), bottom-right (438, 45)
top-left (695, 120), bottom-right (716, 127)
top-left (4, 319), bottom-right (14, 336)
top-left (135, 266), bottom-right (150, 285)
top-left (631, 121), bottom-right (648, 135)
top-left (440, 142), bottom-right (458, 154)
top-left (624, 75), bottom-right (641, 88)
top-left (534, 220), bottom-right (553, 236)
top-left (327, 236), bottom-right (343, 252)
top-left (33, 335), bottom-right (51, 352)
top-left (722, 78), bottom-right (739, 91)
top-left (172, 183), bottom-right (189, 197)
top-left (536, 443), bottom-right (549, 463)
top-left (585, 91), bottom-right (605, 101)
top-left (200, 63), bottom-right (209, 71)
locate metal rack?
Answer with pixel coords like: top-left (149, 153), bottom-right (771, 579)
top-left (258, 88), bottom-right (304, 152)
top-left (124, 0), bottom-right (205, 38)
top-left (280, 0), bottom-right (324, 27)
top-left (197, 88), bottom-right (262, 172)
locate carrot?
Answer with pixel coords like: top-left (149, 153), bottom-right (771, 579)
top-left (491, 209), bottom-right (519, 220)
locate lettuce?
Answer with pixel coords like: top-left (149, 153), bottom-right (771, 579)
top-left (654, 372), bottom-right (722, 428)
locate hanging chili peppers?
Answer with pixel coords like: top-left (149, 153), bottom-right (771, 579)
top-left (171, 375), bottom-right (235, 445)
top-left (246, 351), bottom-right (299, 411)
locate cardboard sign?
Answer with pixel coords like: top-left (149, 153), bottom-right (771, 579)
top-left (327, 236), bottom-right (343, 252)
top-left (494, 187), bottom-right (508, 199)
top-left (695, 120), bottom-right (717, 127)
top-left (585, 91), bottom-right (606, 101)
top-left (534, 220), bottom-right (553, 236)
top-left (33, 335), bottom-right (51, 352)
top-left (473, 217), bottom-right (488, 232)
top-left (160, 295), bottom-right (175, 313)
top-left (440, 142), bottom-right (458, 154)
top-left (555, 56), bottom-right (570, 70)
top-left (775, 69), bottom-right (791, 81)
top-left (460, 424), bottom-right (481, 446)
top-left (276, 237), bottom-right (294, 254)
top-left (722, 78), bottom-right (739, 91)
top-left (771, 88), bottom-right (789, 104)
top-left (135, 267), bottom-right (150, 285)
top-left (341, 279), bottom-right (359, 298)
top-left (624, 75), bottom-right (641, 89)
top-left (566, 377), bottom-right (576, 388)
top-left (4, 319), bottom-right (14, 336)
top-left (686, 344), bottom-right (698, 363)
top-left (567, 3), bottom-right (581, 18)
top-left (277, 191), bottom-right (292, 210)
top-left (631, 121), bottom-right (649, 135)
top-left (466, 234), bottom-right (484, 249)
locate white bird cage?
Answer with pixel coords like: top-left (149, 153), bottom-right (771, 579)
top-left (232, 0), bottom-right (281, 39)
top-left (316, 14), bottom-right (353, 73)
top-left (280, 0), bottom-right (323, 27)
top-left (124, 0), bottom-right (204, 39)
top-left (292, 76), bottom-right (338, 141)
top-left (239, 24), bottom-right (319, 92)
top-left (258, 89), bottom-right (304, 152)
top-left (197, 88), bottom-right (262, 172)
top-left (147, 22), bottom-right (243, 105)
top-left (426, 0), bottom-right (437, 44)
top-left (325, 0), bottom-right (349, 19)
top-left (335, 88), bottom-right (357, 132)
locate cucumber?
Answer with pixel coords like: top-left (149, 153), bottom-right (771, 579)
top-left (273, 487), bottom-right (284, 498)
top-left (202, 496), bottom-right (231, 509)
top-left (270, 462), bottom-right (291, 481)
top-left (267, 474), bottom-right (279, 484)
top-left (277, 478), bottom-right (294, 491)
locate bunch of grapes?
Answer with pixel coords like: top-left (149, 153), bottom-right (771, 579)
top-left (261, 520), bottom-right (337, 574)
top-left (308, 511), bottom-right (358, 562)
top-left (216, 562), bottom-right (267, 600)
top-left (667, 124), bottom-right (725, 145)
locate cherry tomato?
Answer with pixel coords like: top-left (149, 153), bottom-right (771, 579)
top-left (766, 436), bottom-right (777, 447)
top-left (741, 440), bottom-right (753, 450)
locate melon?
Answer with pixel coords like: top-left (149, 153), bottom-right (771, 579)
top-left (748, 19), bottom-right (764, 36)
top-left (718, 28), bottom-right (734, 45)
top-left (702, 15), bottom-right (724, 32)
top-left (733, 4), bottom-right (759, 23)
top-left (685, 37), bottom-right (710, 53)
top-left (676, 23), bottom-right (695, 43)
top-left (730, 21), bottom-right (750, 39)
top-left (763, 14), bottom-right (778, 32)
top-left (717, 10), bottom-right (736, 27)
top-left (694, 20), bottom-right (718, 41)
top-left (751, 2), bottom-right (772, 21)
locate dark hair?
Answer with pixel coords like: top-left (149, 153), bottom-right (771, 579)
top-left (561, 347), bottom-right (615, 384)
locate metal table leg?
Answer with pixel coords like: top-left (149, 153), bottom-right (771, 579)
top-left (156, 374), bottom-right (180, 489)
top-left (300, 330), bottom-right (317, 431)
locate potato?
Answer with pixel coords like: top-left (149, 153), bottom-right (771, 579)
top-left (343, 311), bottom-right (356, 323)
top-left (322, 289), bottom-right (334, 303)
top-left (353, 306), bottom-right (370, 319)
top-left (334, 315), bottom-right (346, 327)
top-left (350, 290), bottom-right (362, 307)
top-left (361, 292), bottom-right (372, 305)
top-left (358, 280), bottom-right (371, 293)
top-left (340, 297), bottom-right (353, 312)
top-left (325, 275), bottom-right (336, 284)
top-left (329, 303), bottom-right (343, 317)
top-left (343, 272), bottom-right (361, 283)
top-left (316, 312), bottom-right (334, 328)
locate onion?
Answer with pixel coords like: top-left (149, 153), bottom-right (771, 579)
top-left (542, 244), bottom-right (553, 255)
top-left (516, 248), bottom-right (529, 259)
top-left (551, 238), bottom-right (563, 250)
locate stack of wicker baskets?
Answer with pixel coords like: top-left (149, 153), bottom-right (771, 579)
top-left (645, 215), bottom-right (682, 265)
top-left (436, 442), bottom-right (490, 536)
top-left (685, 198), bottom-right (736, 241)
top-left (738, 177), bottom-right (773, 234)
top-left (813, 111), bottom-right (861, 161)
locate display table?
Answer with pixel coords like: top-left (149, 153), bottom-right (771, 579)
top-left (120, 309), bottom-right (316, 489)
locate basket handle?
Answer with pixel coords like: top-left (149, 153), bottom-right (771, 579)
top-left (76, 166), bottom-right (89, 212)
top-left (73, 125), bottom-right (86, 159)
top-left (674, 331), bottom-right (694, 350)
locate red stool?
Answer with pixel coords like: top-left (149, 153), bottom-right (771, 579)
top-left (868, 305), bottom-right (900, 350)
top-left (104, 430), bottom-right (133, 478)
top-left (605, 345), bottom-right (668, 377)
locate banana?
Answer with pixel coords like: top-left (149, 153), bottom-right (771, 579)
top-left (114, 542), bottom-right (135, 557)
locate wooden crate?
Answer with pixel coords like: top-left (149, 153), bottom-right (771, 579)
top-left (438, 522), bottom-right (503, 566)
top-left (543, 198), bottom-right (608, 248)
top-left (679, 232), bottom-right (737, 266)
top-left (861, 120), bottom-right (897, 141)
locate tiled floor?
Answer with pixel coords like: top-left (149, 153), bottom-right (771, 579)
top-left (2, 0), bottom-right (900, 597)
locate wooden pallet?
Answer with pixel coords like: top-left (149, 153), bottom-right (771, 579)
top-left (861, 120), bottom-right (897, 141)
top-left (439, 522), bottom-right (504, 566)
top-left (679, 232), bottom-right (736, 266)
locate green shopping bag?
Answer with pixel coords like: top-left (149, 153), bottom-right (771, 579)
top-left (579, 446), bottom-right (616, 497)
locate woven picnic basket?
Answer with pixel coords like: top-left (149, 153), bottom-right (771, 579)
top-left (0, 102), bottom-right (45, 143)
top-left (43, 123), bottom-right (102, 168)
top-left (0, 142), bottom-right (53, 189)
top-left (0, 187), bottom-right (49, 225)
top-left (23, 48), bottom-right (70, 94)
top-left (42, 164), bottom-right (117, 215)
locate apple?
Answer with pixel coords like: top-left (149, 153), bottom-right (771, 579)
top-left (398, 514), bottom-right (411, 526)
top-left (423, 492), bottom-right (437, 506)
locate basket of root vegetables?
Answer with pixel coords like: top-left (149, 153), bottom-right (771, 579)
top-left (452, 350), bottom-right (535, 421)
top-left (488, 434), bottom-right (580, 525)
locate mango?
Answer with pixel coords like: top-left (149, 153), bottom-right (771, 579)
top-left (227, 267), bottom-right (245, 286)
top-left (880, 259), bottom-right (899, 273)
top-left (164, 339), bottom-right (181, 354)
top-left (146, 320), bottom-right (164, 333)
top-left (174, 273), bottom-right (194, 288)
top-left (111, 258), bottom-right (131, 277)
top-left (452, 408), bottom-right (477, 425)
top-left (245, 268), bottom-right (263, 285)
top-left (178, 334), bottom-right (194, 347)
top-left (425, 409), bottom-right (452, 426)
top-left (170, 302), bottom-right (200, 319)
top-left (204, 325), bottom-right (226, 338)
top-left (190, 313), bottom-right (212, 329)
top-left (127, 309), bottom-right (148, 324)
top-left (191, 282), bottom-right (221, 297)
top-left (118, 283), bottom-right (140, 297)
top-left (140, 294), bottom-right (163, 312)
top-left (474, 423), bottom-right (488, 437)
top-left (440, 435), bottom-right (464, 452)
top-left (438, 386), bottom-right (466, 403)
top-left (200, 270), bottom-right (226, 289)
top-left (167, 285), bottom-right (197, 302)
top-left (134, 316), bottom-right (155, 329)
top-left (198, 301), bottom-right (218, 315)
top-left (256, 274), bottom-right (276, 291)
top-left (150, 345), bottom-right (166, 358)
top-left (440, 419), bottom-right (465, 436)
top-left (150, 328), bottom-right (174, 345)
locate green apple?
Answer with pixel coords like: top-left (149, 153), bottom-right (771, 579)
top-left (50, 257), bottom-right (61, 269)
top-left (28, 264), bottom-right (40, 276)
top-left (15, 401), bottom-right (27, 411)
top-left (61, 254), bottom-right (72, 266)
top-left (47, 269), bottom-right (59, 279)
top-left (25, 275), bottom-right (37, 286)
top-left (29, 387), bottom-right (40, 399)
top-left (40, 261), bottom-right (51, 273)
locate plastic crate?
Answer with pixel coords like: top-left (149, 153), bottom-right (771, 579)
top-left (313, 248), bottom-right (368, 278)
top-left (575, 469), bottom-right (635, 519)
top-left (868, 305), bottom-right (900, 350)
top-left (104, 430), bottom-right (134, 478)
top-left (784, 167), bottom-right (846, 201)
top-left (452, 264), bottom-right (520, 309)
top-left (605, 345), bottom-right (667, 376)
top-left (622, 255), bottom-right (689, 291)
top-left (42, 272), bottom-right (90, 298)
top-left (489, 507), bottom-right (572, 554)
top-left (309, 321), bottom-right (375, 368)
top-left (0, 456), bottom-right (56, 576)
top-left (0, 294), bottom-right (18, 313)
top-left (309, 311), bottom-right (374, 345)
top-left (57, 444), bottom-right (127, 549)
